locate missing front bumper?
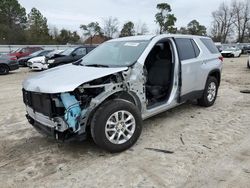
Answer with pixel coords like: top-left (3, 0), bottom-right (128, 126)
top-left (26, 114), bottom-right (87, 142)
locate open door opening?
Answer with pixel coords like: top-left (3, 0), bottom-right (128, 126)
top-left (144, 40), bottom-right (174, 108)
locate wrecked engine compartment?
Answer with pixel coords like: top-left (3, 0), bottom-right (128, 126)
top-left (23, 69), bottom-right (144, 141)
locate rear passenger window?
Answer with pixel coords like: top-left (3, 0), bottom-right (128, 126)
top-left (200, 38), bottom-right (219, 54)
top-left (175, 38), bottom-right (199, 61)
top-left (191, 40), bottom-right (200, 57)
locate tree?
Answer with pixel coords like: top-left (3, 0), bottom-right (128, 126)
top-left (135, 22), bottom-right (149, 35)
top-left (0, 0), bottom-right (27, 44)
top-left (55, 29), bottom-right (80, 44)
top-left (187, 20), bottom-right (207, 36)
top-left (80, 22), bottom-right (102, 44)
top-left (210, 2), bottom-right (234, 42)
top-left (231, 0), bottom-right (250, 42)
top-left (103, 17), bottom-right (119, 38)
top-left (119, 21), bottom-right (135, 37)
top-left (177, 27), bottom-right (188, 34)
top-left (246, 24), bottom-right (250, 42)
top-left (155, 3), bottom-right (177, 34)
top-left (27, 8), bottom-right (50, 44)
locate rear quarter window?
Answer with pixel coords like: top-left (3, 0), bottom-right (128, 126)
top-left (200, 38), bottom-right (219, 54)
top-left (175, 38), bottom-right (200, 61)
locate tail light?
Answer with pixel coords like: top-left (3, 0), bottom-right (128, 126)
top-left (219, 56), bottom-right (223, 62)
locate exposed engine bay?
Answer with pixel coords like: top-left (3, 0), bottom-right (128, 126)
top-left (23, 66), bottom-right (146, 141)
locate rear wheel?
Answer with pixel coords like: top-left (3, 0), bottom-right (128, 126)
top-left (198, 77), bottom-right (218, 107)
top-left (247, 61), bottom-right (250, 69)
top-left (91, 99), bottom-right (142, 153)
top-left (0, 64), bottom-right (9, 75)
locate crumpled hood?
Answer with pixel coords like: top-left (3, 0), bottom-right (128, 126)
top-left (23, 64), bottom-right (128, 93)
top-left (28, 56), bottom-right (45, 63)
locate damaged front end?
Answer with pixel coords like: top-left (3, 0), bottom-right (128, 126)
top-left (23, 71), bottom-right (135, 141)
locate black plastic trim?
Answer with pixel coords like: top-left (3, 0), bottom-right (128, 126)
top-left (180, 90), bottom-right (204, 103)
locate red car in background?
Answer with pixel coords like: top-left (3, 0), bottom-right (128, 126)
top-left (8, 47), bottom-right (44, 59)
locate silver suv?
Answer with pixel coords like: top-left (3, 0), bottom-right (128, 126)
top-left (23, 34), bottom-right (223, 152)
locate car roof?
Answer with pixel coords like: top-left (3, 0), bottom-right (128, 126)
top-left (109, 34), bottom-right (211, 42)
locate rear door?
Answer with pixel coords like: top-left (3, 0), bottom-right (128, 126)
top-left (175, 38), bottom-right (201, 102)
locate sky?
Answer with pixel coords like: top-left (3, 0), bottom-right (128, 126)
top-left (18, 0), bottom-right (232, 35)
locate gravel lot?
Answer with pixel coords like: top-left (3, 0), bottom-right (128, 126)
top-left (0, 56), bottom-right (250, 188)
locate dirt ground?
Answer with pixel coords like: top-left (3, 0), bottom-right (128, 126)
top-left (0, 56), bottom-right (250, 188)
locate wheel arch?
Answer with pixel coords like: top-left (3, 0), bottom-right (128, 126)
top-left (85, 91), bottom-right (142, 130)
top-left (208, 69), bottom-right (221, 86)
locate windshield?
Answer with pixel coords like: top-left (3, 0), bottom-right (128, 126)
top-left (12, 48), bottom-right (21, 53)
top-left (81, 40), bottom-right (149, 67)
top-left (30, 50), bottom-right (43, 57)
top-left (61, 48), bottom-right (75, 56)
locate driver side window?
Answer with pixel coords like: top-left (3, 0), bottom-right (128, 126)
top-left (74, 48), bottom-right (87, 56)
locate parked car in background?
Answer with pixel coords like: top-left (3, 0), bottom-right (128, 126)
top-left (215, 43), bottom-right (223, 52)
top-left (8, 47), bottom-right (44, 59)
top-left (221, 47), bottom-right (242, 57)
top-left (18, 50), bottom-right (53, 67)
top-left (28, 50), bottom-right (64, 71)
top-left (46, 46), bottom-right (96, 68)
top-left (23, 34), bottom-right (222, 152)
top-left (0, 55), bottom-right (19, 75)
top-left (242, 45), bottom-right (250, 54)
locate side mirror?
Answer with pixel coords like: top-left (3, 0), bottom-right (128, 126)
top-left (72, 53), bottom-right (76, 57)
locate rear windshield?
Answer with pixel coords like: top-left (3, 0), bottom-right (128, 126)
top-left (200, 38), bottom-right (219, 54)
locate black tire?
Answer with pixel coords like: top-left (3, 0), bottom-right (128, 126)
top-left (0, 64), bottom-right (9, 75)
top-left (91, 99), bottom-right (142, 153)
top-left (198, 77), bottom-right (218, 107)
top-left (247, 61), bottom-right (250, 69)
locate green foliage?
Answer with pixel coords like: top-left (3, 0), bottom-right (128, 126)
top-left (0, 0), bottom-right (27, 44)
top-left (0, 0), bottom-right (27, 27)
top-left (80, 22), bottom-right (102, 44)
top-left (80, 22), bottom-right (102, 37)
top-left (0, 0), bottom-right (81, 44)
top-left (56, 29), bottom-right (80, 44)
top-left (26, 8), bottom-right (50, 44)
top-left (177, 27), bottom-right (188, 34)
top-left (187, 20), bottom-right (207, 36)
top-left (155, 3), bottom-right (177, 34)
top-left (119, 21), bottom-right (135, 37)
top-left (177, 20), bottom-right (207, 36)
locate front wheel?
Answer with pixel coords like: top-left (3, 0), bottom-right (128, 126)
top-left (91, 99), bottom-right (142, 153)
top-left (198, 77), bottom-right (218, 107)
top-left (0, 64), bottom-right (9, 75)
